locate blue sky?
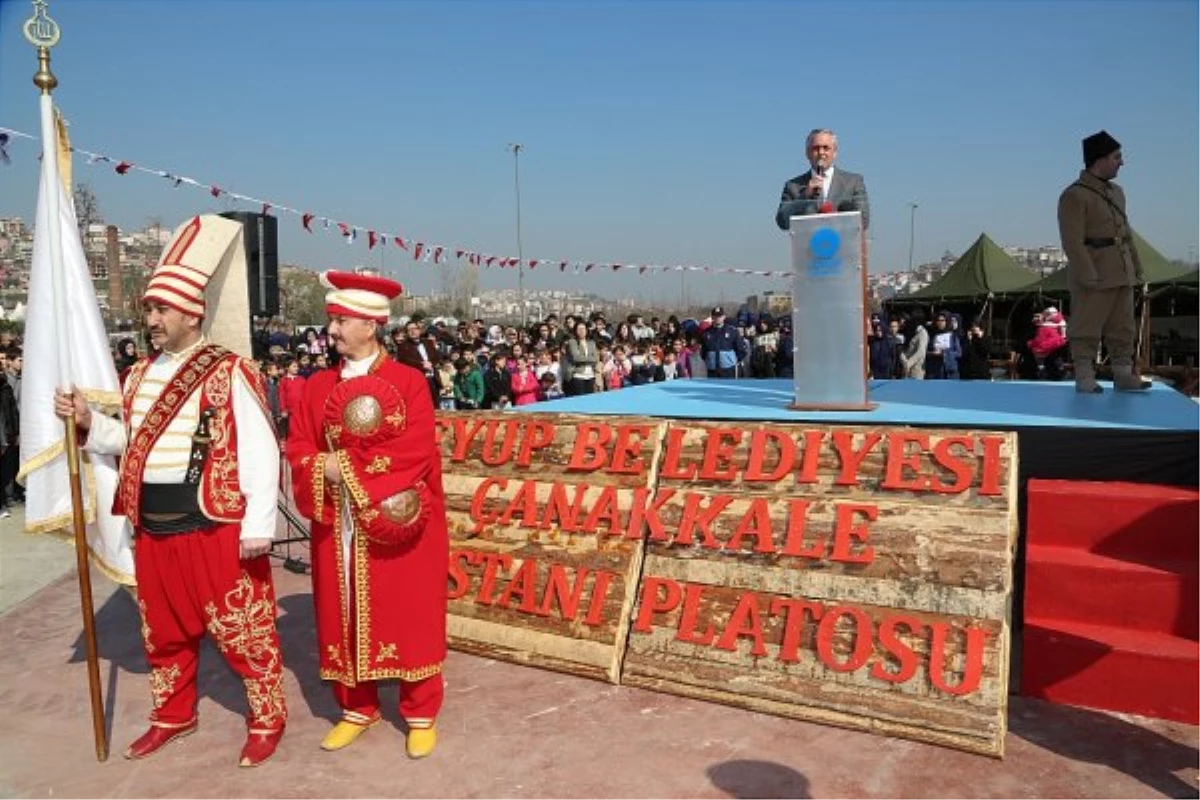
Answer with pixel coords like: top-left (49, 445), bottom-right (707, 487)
top-left (0, 0), bottom-right (1196, 306)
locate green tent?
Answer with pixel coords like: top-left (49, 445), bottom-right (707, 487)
top-left (897, 233), bottom-right (1040, 301)
top-left (1026, 231), bottom-right (1193, 294)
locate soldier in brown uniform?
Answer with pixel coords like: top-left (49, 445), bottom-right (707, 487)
top-left (1057, 130), bottom-right (1150, 394)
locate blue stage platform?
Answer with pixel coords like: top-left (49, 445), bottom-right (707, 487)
top-left (537, 378), bottom-right (1198, 488)
top-left (543, 378), bottom-right (1199, 433)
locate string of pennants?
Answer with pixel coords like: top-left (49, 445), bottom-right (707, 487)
top-left (0, 126), bottom-right (791, 280)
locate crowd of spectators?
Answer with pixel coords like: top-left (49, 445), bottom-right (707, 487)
top-left (100, 303), bottom-right (1079, 444)
top-left (247, 309), bottom-right (799, 435)
top-left (0, 332), bottom-right (24, 518)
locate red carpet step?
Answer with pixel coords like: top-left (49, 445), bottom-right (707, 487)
top-left (1022, 479), bottom-right (1199, 725)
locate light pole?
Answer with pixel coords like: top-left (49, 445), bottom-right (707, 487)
top-left (907, 201), bottom-right (919, 272)
top-left (508, 142), bottom-right (525, 327)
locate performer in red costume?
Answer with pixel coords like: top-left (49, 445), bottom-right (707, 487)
top-left (287, 271), bottom-right (449, 759)
top-left (55, 215), bottom-right (287, 767)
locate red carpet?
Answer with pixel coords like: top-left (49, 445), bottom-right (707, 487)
top-left (1022, 479), bottom-right (1199, 724)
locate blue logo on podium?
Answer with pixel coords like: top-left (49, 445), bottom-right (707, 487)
top-left (808, 227), bottom-right (842, 277)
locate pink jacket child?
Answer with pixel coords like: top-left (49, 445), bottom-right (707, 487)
top-left (511, 365), bottom-right (540, 406)
top-left (1028, 307), bottom-right (1068, 358)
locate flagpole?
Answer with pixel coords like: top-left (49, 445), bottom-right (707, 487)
top-left (25, 0), bottom-right (109, 762)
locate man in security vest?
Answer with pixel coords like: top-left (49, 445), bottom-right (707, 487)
top-left (55, 215), bottom-right (287, 767)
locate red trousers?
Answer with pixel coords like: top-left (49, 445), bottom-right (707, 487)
top-left (333, 676), bottom-right (443, 729)
top-left (134, 523), bottom-right (287, 733)
top-left (331, 566), bottom-right (443, 728)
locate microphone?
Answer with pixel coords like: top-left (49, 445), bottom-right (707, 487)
top-left (819, 201), bottom-right (834, 214)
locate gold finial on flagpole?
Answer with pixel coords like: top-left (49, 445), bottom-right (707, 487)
top-left (24, 0), bottom-right (61, 94)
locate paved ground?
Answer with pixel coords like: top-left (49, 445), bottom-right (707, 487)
top-left (0, 514), bottom-right (1196, 799)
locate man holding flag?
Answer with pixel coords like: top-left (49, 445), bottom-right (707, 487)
top-left (54, 215), bottom-right (289, 767)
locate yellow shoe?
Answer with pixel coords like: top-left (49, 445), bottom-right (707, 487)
top-left (320, 713), bottom-right (380, 751)
top-left (406, 724), bottom-right (437, 759)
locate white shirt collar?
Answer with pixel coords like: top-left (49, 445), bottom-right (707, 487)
top-left (815, 165), bottom-right (835, 197)
top-left (340, 348), bottom-right (383, 379)
top-left (159, 335), bottom-right (206, 363)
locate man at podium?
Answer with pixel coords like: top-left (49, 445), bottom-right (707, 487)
top-left (775, 128), bottom-right (870, 231)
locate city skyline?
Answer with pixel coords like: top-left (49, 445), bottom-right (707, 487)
top-left (0, 0), bottom-right (1196, 304)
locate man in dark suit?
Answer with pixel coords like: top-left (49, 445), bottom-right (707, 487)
top-left (775, 128), bottom-right (870, 231)
top-left (394, 319), bottom-right (440, 402)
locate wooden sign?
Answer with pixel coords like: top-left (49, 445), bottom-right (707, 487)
top-left (435, 412), bottom-right (666, 682)
top-left (619, 422), bottom-right (1018, 757)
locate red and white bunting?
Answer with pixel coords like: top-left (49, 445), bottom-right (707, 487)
top-left (0, 125), bottom-right (791, 281)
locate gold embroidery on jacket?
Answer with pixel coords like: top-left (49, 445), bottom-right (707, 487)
top-left (337, 449), bottom-right (371, 510)
top-left (376, 643), bottom-right (398, 663)
top-left (365, 455), bottom-right (391, 474)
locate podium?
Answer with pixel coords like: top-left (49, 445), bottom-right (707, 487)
top-left (788, 211), bottom-right (874, 410)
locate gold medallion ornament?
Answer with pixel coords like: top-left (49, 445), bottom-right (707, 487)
top-left (343, 395), bottom-right (383, 437)
top-left (381, 490), bottom-right (421, 525)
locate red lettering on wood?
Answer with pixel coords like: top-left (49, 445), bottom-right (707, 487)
top-left (745, 429), bottom-right (795, 482)
top-left (495, 479), bottom-right (540, 528)
top-left (633, 576), bottom-right (681, 633)
top-left (795, 429), bottom-right (826, 484)
top-left (537, 563), bottom-right (591, 621)
top-left (930, 435), bottom-right (976, 494)
top-left (830, 503), bottom-right (877, 565)
top-left (927, 623), bottom-right (988, 696)
top-left (816, 606), bottom-right (874, 672)
top-left (831, 430), bottom-right (883, 486)
top-left (541, 481), bottom-right (586, 533)
top-left (495, 558), bottom-right (541, 614)
top-left (780, 499), bottom-right (823, 559)
top-left (580, 486), bottom-right (623, 536)
top-left (698, 428), bottom-right (744, 481)
top-left (673, 492), bottom-right (733, 549)
top-left (870, 613), bottom-right (923, 684)
top-left (977, 435), bottom-right (1005, 496)
top-left (583, 570), bottom-right (616, 627)
top-left (659, 426), bottom-right (697, 481)
top-left (475, 552), bottom-right (513, 606)
top-left (725, 498), bottom-right (776, 554)
top-left (714, 591), bottom-right (768, 657)
top-left (516, 420), bottom-right (556, 467)
top-left (469, 477), bottom-right (508, 535)
top-left (770, 596), bottom-right (825, 663)
top-left (676, 582), bottom-right (717, 646)
top-left (480, 419), bottom-right (520, 466)
top-left (626, 487), bottom-right (676, 541)
top-left (449, 417), bottom-right (488, 462)
top-left (611, 424), bottom-right (655, 474)
top-left (881, 431), bottom-right (931, 491)
top-left (447, 549), bottom-right (480, 601)
top-left (566, 423), bottom-right (614, 472)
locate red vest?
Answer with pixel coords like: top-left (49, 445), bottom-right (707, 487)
top-left (114, 346), bottom-right (268, 527)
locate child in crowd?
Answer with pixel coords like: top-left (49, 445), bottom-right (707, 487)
top-left (297, 351), bottom-right (315, 378)
top-left (262, 360), bottom-right (283, 439)
top-left (511, 355), bottom-right (540, 406)
top-left (436, 359), bottom-right (458, 411)
top-left (453, 358), bottom-right (485, 409)
top-left (1028, 306), bottom-right (1068, 358)
top-left (277, 357), bottom-right (307, 440)
top-left (537, 372), bottom-right (564, 401)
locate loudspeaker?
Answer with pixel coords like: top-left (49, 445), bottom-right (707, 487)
top-left (220, 211), bottom-right (279, 317)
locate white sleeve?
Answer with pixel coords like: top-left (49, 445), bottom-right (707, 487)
top-left (233, 370), bottom-right (281, 541)
top-left (82, 412), bottom-right (127, 456)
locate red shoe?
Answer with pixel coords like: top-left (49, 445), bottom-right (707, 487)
top-left (124, 721), bottom-right (198, 760)
top-left (239, 728), bottom-right (284, 768)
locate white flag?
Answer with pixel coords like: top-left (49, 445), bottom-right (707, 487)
top-left (17, 115), bottom-right (134, 585)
